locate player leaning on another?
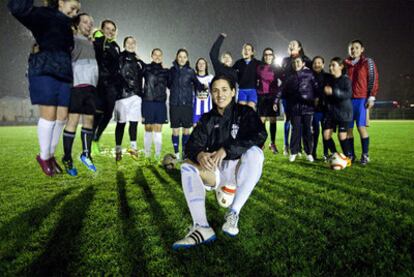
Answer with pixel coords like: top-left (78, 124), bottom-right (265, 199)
top-left (114, 36), bottom-right (145, 162)
top-left (344, 40), bottom-right (379, 165)
top-left (173, 75), bottom-right (267, 250)
top-left (8, 0), bottom-right (80, 176)
top-left (61, 12), bottom-right (98, 176)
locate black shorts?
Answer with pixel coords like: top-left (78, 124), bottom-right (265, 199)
top-left (69, 86), bottom-right (97, 115)
top-left (95, 83), bottom-right (120, 113)
top-left (142, 101), bottom-right (168, 124)
top-left (257, 94), bottom-right (279, 117)
top-left (170, 105), bottom-right (193, 128)
top-left (323, 116), bottom-right (349, 133)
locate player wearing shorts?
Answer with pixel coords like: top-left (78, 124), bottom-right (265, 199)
top-left (173, 75), bottom-right (267, 250)
top-left (193, 58), bottom-right (214, 125)
top-left (257, 47), bottom-right (282, 154)
top-left (142, 48), bottom-right (169, 160)
top-left (344, 40), bottom-right (379, 165)
top-left (8, 0), bottom-right (80, 176)
top-left (92, 19), bottom-right (122, 154)
top-left (233, 43), bottom-right (261, 109)
top-left (114, 36), bottom-right (145, 162)
top-left (168, 49), bottom-right (205, 160)
top-left (61, 12), bottom-right (98, 176)
top-left (322, 57), bottom-right (353, 164)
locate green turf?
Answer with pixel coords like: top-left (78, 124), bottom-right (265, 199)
top-left (0, 121), bottom-right (413, 276)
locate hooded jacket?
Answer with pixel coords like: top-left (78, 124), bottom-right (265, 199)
top-left (119, 51), bottom-right (145, 99)
top-left (344, 55), bottom-right (379, 99)
top-left (142, 62), bottom-right (170, 102)
top-left (323, 74), bottom-right (353, 122)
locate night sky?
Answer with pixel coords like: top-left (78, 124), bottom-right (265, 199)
top-left (1, 0), bottom-right (413, 99)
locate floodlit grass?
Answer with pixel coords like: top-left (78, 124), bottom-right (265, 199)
top-left (0, 121), bottom-right (413, 276)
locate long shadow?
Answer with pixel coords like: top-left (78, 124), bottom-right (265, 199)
top-left (116, 171), bottom-right (149, 276)
top-left (0, 189), bottom-right (73, 264)
top-left (22, 186), bottom-right (96, 276)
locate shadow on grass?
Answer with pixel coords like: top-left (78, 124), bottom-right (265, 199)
top-left (22, 186), bottom-right (95, 276)
top-left (0, 188), bottom-right (73, 264)
top-left (116, 171), bottom-right (149, 276)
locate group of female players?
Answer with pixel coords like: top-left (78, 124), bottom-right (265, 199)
top-left (8, 0), bottom-right (379, 178)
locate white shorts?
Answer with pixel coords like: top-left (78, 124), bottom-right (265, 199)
top-left (114, 95), bottom-right (142, 123)
top-left (204, 159), bottom-right (239, 191)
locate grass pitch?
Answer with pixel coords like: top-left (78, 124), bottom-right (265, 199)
top-left (0, 121), bottom-right (413, 276)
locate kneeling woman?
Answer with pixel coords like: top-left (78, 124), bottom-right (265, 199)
top-left (322, 57), bottom-right (353, 163)
top-left (173, 75), bottom-right (267, 250)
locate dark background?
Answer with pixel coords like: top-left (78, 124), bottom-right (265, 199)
top-left (1, 0), bottom-right (413, 100)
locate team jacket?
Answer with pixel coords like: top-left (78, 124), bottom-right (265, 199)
top-left (344, 55), bottom-right (379, 99)
top-left (323, 74), bottom-right (353, 122)
top-left (8, 0), bottom-right (73, 82)
top-left (312, 70), bottom-right (330, 113)
top-left (169, 61), bottom-right (204, 107)
top-left (142, 62), bottom-right (170, 102)
top-left (119, 51), bottom-right (145, 99)
top-left (232, 58), bottom-right (262, 89)
top-left (257, 64), bottom-right (281, 96)
top-left (209, 34), bottom-right (238, 83)
top-left (185, 102), bottom-right (268, 163)
top-left (281, 55), bottom-right (312, 81)
top-left (280, 67), bottom-right (317, 116)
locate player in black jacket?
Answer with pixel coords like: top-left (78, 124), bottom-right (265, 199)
top-left (173, 75), bottom-right (267, 250)
top-left (209, 33), bottom-right (237, 83)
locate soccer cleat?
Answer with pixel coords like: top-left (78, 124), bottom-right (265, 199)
top-left (62, 158), bottom-right (78, 176)
top-left (172, 225), bottom-right (216, 250)
top-left (283, 145), bottom-right (289, 156)
top-left (80, 154), bottom-right (97, 172)
top-left (289, 154), bottom-right (297, 162)
top-left (269, 143), bottom-right (279, 154)
top-left (222, 210), bottom-right (239, 237)
top-left (115, 151), bottom-right (122, 163)
top-left (49, 156), bottom-right (63, 174)
top-left (127, 148), bottom-right (139, 160)
top-left (346, 157), bottom-right (352, 167)
top-left (175, 152), bottom-right (181, 161)
top-left (91, 141), bottom-right (101, 155)
top-left (36, 155), bottom-right (54, 176)
top-left (306, 154), bottom-right (315, 162)
top-left (360, 154), bottom-right (370, 166)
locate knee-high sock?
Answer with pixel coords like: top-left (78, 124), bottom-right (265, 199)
top-left (348, 137), bottom-right (355, 157)
top-left (63, 130), bottom-right (76, 161)
top-left (339, 139), bottom-right (350, 156)
top-left (324, 138), bottom-right (337, 154)
top-left (284, 121), bottom-right (290, 147)
top-left (172, 135), bottom-right (179, 154)
top-left (81, 127), bottom-right (94, 157)
top-left (50, 119), bottom-right (66, 157)
top-left (231, 146), bottom-right (264, 214)
top-left (129, 121), bottom-right (138, 149)
top-left (182, 134), bottom-right (190, 153)
top-left (361, 137), bottom-right (369, 155)
top-left (153, 132), bottom-right (162, 157)
top-left (144, 131), bottom-right (153, 157)
top-left (322, 138), bottom-right (329, 156)
top-left (115, 122), bottom-right (126, 147)
top-left (270, 122), bottom-right (276, 144)
top-left (38, 118), bottom-right (56, 160)
top-left (181, 163), bottom-right (209, 227)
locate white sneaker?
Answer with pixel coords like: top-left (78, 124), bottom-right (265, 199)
top-left (289, 154), bottom-right (297, 162)
top-left (306, 154), bottom-right (315, 162)
top-left (172, 225), bottom-right (216, 250)
top-left (222, 210), bottom-right (239, 237)
top-left (174, 152), bottom-right (181, 161)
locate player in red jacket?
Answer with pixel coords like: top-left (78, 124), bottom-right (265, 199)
top-left (344, 40), bottom-right (379, 166)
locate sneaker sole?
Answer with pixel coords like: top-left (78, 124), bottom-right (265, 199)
top-left (172, 235), bottom-right (216, 250)
top-left (223, 230), bottom-right (239, 237)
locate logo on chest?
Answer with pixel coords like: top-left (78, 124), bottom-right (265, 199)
top-left (231, 124), bottom-right (240, 139)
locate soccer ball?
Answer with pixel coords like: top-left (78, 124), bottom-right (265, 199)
top-left (162, 153), bottom-right (178, 170)
top-left (329, 152), bottom-right (349, 170)
top-left (215, 183), bottom-right (237, 208)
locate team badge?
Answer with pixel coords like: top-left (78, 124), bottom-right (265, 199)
top-left (231, 124), bottom-right (239, 139)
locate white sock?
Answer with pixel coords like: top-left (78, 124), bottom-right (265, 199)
top-left (153, 132), bottom-right (162, 157)
top-left (49, 119), bottom-right (66, 157)
top-left (181, 163), bottom-right (209, 227)
top-left (144, 131), bottom-right (153, 157)
top-left (37, 118), bottom-right (56, 160)
top-left (231, 146), bottom-right (264, 214)
top-left (130, 141), bottom-right (137, 150)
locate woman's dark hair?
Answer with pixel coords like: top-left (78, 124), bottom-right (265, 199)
top-left (45, 0), bottom-right (79, 9)
top-left (72, 12), bottom-right (89, 28)
top-left (101, 19), bottom-right (117, 31)
top-left (123, 36), bottom-right (135, 48)
top-left (349, 39), bottom-right (364, 48)
top-left (261, 47), bottom-right (274, 62)
top-left (151, 48), bottom-right (163, 56)
top-left (195, 58), bottom-right (209, 75)
top-left (176, 48), bottom-right (189, 64)
top-left (210, 75), bottom-right (236, 91)
top-left (312, 55), bottom-right (325, 64)
top-left (330, 57), bottom-right (344, 67)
